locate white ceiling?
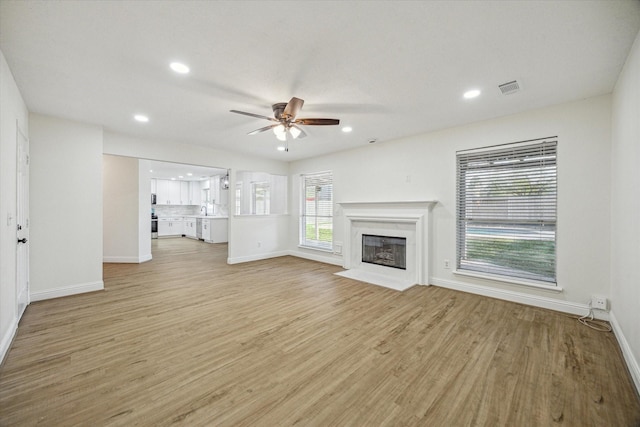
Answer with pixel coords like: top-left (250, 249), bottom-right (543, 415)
top-left (1, 1), bottom-right (639, 162)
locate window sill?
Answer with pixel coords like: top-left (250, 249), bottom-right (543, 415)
top-left (298, 245), bottom-right (334, 254)
top-left (453, 269), bottom-right (562, 292)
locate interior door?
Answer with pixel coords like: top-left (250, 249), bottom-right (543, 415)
top-left (16, 122), bottom-right (29, 317)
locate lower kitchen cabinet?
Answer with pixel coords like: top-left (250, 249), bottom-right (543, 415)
top-left (158, 218), bottom-right (184, 237)
top-left (201, 218), bottom-right (228, 243)
top-left (184, 218), bottom-right (197, 239)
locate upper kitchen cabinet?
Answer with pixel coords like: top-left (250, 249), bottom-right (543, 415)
top-left (180, 182), bottom-right (189, 205)
top-left (154, 179), bottom-right (201, 206)
top-left (188, 182), bottom-right (201, 206)
top-left (155, 179), bottom-right (183, 205)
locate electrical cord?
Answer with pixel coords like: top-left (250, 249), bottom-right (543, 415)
top-left (576, 301), bottom-right (612, 332)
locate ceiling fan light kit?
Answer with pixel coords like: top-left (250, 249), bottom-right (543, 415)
top-left (230, 97), bottom-right (340, 151)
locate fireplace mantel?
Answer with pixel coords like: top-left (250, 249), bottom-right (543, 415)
top-left (338, 200), bottom-right (438, 209)
top-left (336, 200), bottom-right (437, 291)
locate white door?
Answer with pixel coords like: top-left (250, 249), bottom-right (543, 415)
top-left (16, 123), bottom-right (29, 317)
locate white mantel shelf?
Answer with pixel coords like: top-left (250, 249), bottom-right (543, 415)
top-left (338, 201), bottom-right (438, 208)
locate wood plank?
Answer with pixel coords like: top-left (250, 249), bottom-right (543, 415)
top-left (0, 238), bottom-right (638, 425)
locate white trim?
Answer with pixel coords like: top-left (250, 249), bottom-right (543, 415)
top-left (0, 317), bottom-right (18, 365)
top-left (227, 250), bottom-right (290, 265)
top-left (290, 249), bottom-right (343, 266)
top-left (609, 311), bottom-right (640, 396)
top-left (30, 281), bottom-right (104, 302)
top-left (338, 200), bottom-right (438, 208)
top-left (103, 254), bottom-right (152, 263)
top-left (431, 276), bottom-right (608, 320)
top-left (453, 269), bottom-right (562, 292)
top-left (297, 244), bottom-right (333, 253)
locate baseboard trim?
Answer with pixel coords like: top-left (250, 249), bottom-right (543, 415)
top-left (30, 281), bottom-right (104, 302)
top-left (288, 249), bottom-right (343, 266)
top-left (609, 311), bottom-right (640, 396)
top-left (103, 254), bottom-right (152, 263)
top-left (430, 276), bottom-right (608, 320)
top-left (227, 251), bottom-right (290, 264)
top-left (0, 317), bottom-right (18, 365)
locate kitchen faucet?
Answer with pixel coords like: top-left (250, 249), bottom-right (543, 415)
top-left (201, 206), bottom-right (207, 216)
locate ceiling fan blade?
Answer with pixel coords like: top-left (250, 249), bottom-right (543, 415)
top-left (247, 124), bottom-right (280, 135)
top-left (294, 118), bottom-right (340, 126)
top-left (291, 124), bottom-right (307, 139)
top-left (230, 110), bottom-right (278, 122)
top-left (282, 97), bottom-right (304, 119)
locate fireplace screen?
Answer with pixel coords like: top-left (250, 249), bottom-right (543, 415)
top-left (362, 234), bottom-right (407, 270)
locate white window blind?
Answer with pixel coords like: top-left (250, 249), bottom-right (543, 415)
top-left (456, 138), bottom-right (557, 283)
top-left (300, 171), bottom-right (333, 250)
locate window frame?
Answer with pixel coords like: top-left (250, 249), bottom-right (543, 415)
top-left (456, 138), bottom-right (558, 286)
top-left (299, 171), bottom-right (333, 251)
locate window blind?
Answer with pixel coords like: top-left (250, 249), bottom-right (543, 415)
top-left (456, 138), bottom-right (557, 283)
top-left (301, 171), bottom-right (333, 250)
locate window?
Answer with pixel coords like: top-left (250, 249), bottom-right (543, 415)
top-left (251, 181), bottom-right (270, 215)
top-left (456, 138), bottom-right (557, 284)
top-left (300, 171), bottom-right (333, 250)
top-left (235, 171), bottom-right (287, 215)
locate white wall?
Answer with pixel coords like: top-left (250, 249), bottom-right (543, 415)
top-left (611, 29), bottom-right (640, 393)
top-left (29, 114), bottom-right (104, 300)
top-left (0, 49), bottom-right (29, 362)
top-left (103, 131), bottom-right (291, 263)
top-left (290, 95), bottom-right (612, 310)
top-left (103, 155), bottom-right (150, 263)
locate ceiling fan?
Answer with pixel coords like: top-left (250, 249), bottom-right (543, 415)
top-left (230, 97), bottom-right (339, 150)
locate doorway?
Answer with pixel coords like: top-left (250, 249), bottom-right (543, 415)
top-left (16, 122), bottom-right (29, 317)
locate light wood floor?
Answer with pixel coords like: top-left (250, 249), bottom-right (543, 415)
top-left (1, 238), bottom-right (639, 426)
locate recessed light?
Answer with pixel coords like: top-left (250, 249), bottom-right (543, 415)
top-left (187, 173), bottom-right (193, 176)
top-left (170, 62), bottom-right (190, 74)
top-left (342, 126), bottom-right (353, 133)
top-left (171, 177), bottom-right (176, 181)
top-left (277, 145), bottom-right (286, 152)
top-left (463, 89), bottom-right (481, 99)
top-left (149, 169), bottom-right (153, 173)
top-left (178, 175), bottom-right (184, 179)
top-left (134, 114), bottom-right (149, 122)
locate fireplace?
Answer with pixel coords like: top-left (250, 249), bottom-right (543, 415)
top-left (335, 200), bottom-right (437, 291)
top-left (362, 235), bottom-right (407, 270)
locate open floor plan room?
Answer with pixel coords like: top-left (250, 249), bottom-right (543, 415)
top-left (1, 238), bottom-right (638, 426)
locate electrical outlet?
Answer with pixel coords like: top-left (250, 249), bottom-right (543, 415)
top-left (444, 259), bottom-right (450, 269)
top-left (591, 295), bottom-right (608, 311)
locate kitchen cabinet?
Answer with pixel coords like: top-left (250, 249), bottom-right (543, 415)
top-left (158, 218), bottom-right (184, 237)
top-left (180, 181), bottom-right (189, 205)
top-left (201, 219), bottom-right (211, 242)
top-left (154, 179), bottom-right (199, 205)
top-left (156, 179), bottom-right (169, 204)
top-left (201, 218), bottom-right (228, 243)
top-left (184, 217), bottom-right (197, 238)
top-left (155, 179), bottom-right (183, 205)
top-left (168, 181), bottom-right (181, 205)
top-left (188, 182), bottom-right (201, 206)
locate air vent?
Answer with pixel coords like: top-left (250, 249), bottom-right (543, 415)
top-left (498, 80), bottom-right (520, 95)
